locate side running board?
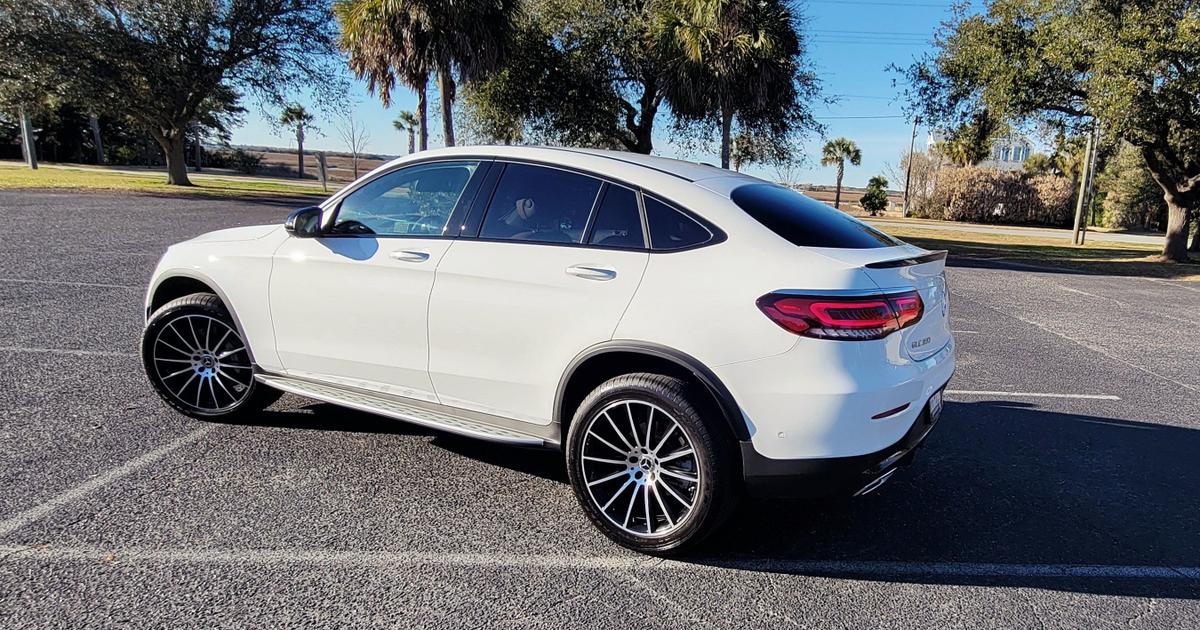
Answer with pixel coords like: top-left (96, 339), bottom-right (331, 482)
top-left (255, 373), bottom-right (554, 447)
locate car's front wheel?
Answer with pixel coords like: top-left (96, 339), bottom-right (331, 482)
top-left (566, 373), bottom-right (738, 555)
top-left (141, 293), bottom-right (280, 420)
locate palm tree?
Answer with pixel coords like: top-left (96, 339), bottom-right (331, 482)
top-left (280, 104), bottom-right (314, 178)
top-left (334, 0), bottom-right (515, 149)
top-left (657, 0), bottom-right (801, 169)
top-left (394, 111), bottom-right (418, 154)
top-left (820, 138), bottom-right (862, 209)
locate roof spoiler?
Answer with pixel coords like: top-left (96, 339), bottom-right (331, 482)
top-left (864, 250), bottom-right (949, 269)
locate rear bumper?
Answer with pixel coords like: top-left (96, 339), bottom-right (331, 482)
top-left (741, 386), bottom-right (946, 498)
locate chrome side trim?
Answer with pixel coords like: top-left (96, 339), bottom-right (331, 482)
top-left (255, 372), bottom-right (558, 447)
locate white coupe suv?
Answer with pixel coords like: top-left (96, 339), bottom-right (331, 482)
top-left (141, 146), bottom-right (954, 553)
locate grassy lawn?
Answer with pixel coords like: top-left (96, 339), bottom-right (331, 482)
top-left (880, 224), bottom-right (1200, 280)
top-left (0, 162), bottom-right (330, 200)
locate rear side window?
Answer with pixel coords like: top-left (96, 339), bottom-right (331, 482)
top-left (730, 183), bottom-right (900, 248)
top-left (479, 164), bottom-right (602, 244)
top-left (644, 196), bottom-right (712, 251)
top-left (587, 185), bottom-right (644, 248)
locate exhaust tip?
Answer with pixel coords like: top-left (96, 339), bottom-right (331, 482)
top-left (853, 468), bottom-right (899, 497)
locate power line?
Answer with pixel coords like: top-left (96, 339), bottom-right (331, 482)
top-left (810, 29), bottom-right (930, 37)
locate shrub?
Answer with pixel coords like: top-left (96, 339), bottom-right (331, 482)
top-left (915, 166), bottom-right (1074, 226)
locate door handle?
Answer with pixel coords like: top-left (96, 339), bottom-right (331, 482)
top-left (565, 264), bottom-right (617, 281)
top-left (390, 249), bottom-right (431, 263)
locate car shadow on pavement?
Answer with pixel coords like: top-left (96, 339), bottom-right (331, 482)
top-left (698, 400), bottom-right (1200, 598)
top-left (225, 398), bottom-right (1198, 598)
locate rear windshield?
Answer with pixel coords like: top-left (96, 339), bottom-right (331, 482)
top-left (730, 183), bottom-right (901, 249)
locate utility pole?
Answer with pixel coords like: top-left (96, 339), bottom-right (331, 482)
top-left (1079, 125), bottom-right (1100, 245)
top-left (18, 105), bottom-right (38, 170)
top-left (902, 117), bottom-right (919, 218)
top-left (1071, 124), bottom-right (1097, 246)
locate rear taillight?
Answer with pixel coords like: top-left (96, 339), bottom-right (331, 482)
top-left (756, 290), bottom-right (924, 340)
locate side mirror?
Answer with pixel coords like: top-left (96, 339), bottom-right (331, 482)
top-left (284, 205), bottom-right (323, 238)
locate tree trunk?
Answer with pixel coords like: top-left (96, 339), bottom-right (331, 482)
top-left (193, 127), bottom-right (203, 172)
top-left (296, 126), bottom-right (305, 179)
top-left (1160, 193), bottom-right (1191, 261)
top-left (719, 103), bottom-right (733, 170)
top-left (834, 162), bottom-right (844, 209)
top-left (18, 105), bottom-right (38, 170)
top-left (417, 83), bottom-right (429, 151)
top-left (438, 68), bottom-right (456, 147)
top-left (156, 132), bottom-right (192, 186)
top-left (89, 114), bottom-right (105, 165)
top-left (407, 130), bottom-right (415, 154)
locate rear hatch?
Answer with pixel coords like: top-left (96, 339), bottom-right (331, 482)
top-left (812, 246), bottom-right (951, 360)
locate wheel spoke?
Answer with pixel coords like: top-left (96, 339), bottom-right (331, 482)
top-left (652, 423), bottom-right (677, 454)
top-left (644, 408), bottom-right (654, 449)
top-left (154, 357), bottom-right (193, 364)
top-left (156, 337), bottom-right (191, 357)
top-left (588, 432), bottom-right (628, 457)
top-left (206, 375), bottom-right (220, 408)
top-left (622, 484), bottom-right (639, 528)
top-left (625, 402), bottom-right (640, 448)
top-left (203, 318), bottom-right (212, 352)
top-left (600, 478), bottom-right (634, 510)
top-left (583, 455), bottom-right (627, 466)
top-left (653, 484), bottom-right (675, 528)
top-left (659, 468), bottom-right (698, 484)
top-left (162, 365), bottom-right (195, 379)
top-left (211, 327), bottom-right (233, 354)
top-left (174, 371), bottom-right (199, 399)
top-left (217, 368), bottom-right (250, 389)
top-left (604, 411), bottom-right (636, 451)
top-left (658, 477), bottom-right (693, 509)
top-left (185, 317), bottom-right (204, 353)
top-left (659, 448), bottom-right (694, 463)
top-left (165, 322), bottom-right (198, 353)
top-left (587, 469), bottom-right (628, 487)
top-left (643, 478), bottom-right (653, 534)
top-left (217, 346), bottom-right (245, 360)
top-left (213, 371), bottom-right (237, 403)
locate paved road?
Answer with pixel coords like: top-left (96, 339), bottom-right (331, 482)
top-left (866, 217), bottom-right (1165, 245)
top-left (1, 190), bottom-right (1197, 628)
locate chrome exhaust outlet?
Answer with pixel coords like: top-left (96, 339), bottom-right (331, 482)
top-left (853, 467), bottom-right (898, 497)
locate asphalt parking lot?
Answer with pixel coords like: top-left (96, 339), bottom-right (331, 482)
top-left (1, 189), bottom-right (1198, 628)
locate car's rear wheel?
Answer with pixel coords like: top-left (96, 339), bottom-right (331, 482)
top-left (141, 293), bottom-right (280, 420)
top-left (566, 373), bottom-right (738, 555)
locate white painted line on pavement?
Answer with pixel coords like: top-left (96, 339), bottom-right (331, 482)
top-left (1, 545), bottom-right (1196, 581)
top-left (946, 390), bottom-right (1121, 401)
top-left (0, 277), bottom-right (140, 290)
top-left (0, 427), bottom-right (213, 538)
top-left (951, 330), bottom-right (980, 334)
top-left (0, 346), bottom-right (136, 358)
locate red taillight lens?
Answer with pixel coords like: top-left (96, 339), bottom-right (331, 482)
top-left (756, 290), bottom-right (924, 340)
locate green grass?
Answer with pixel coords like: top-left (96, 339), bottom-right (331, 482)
top-left (881, 224), bottom-right (1200, 280)
top-left (0, 162), bottom-right (329, 200)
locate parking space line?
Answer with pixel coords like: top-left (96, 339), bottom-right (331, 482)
top-left (1, 545), bottom-right (1196, 581)
top-left (0, 427), bottom-right (213, 538)
top-left (0, 346), bottom-right (137, 358)
top-left (946, 390), bottom-right (1121, 401)
top-left (0, 277), bottom-right (140, 290)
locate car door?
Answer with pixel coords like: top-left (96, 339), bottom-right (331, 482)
top-left (269, 160), bottom-right (485, 402)
top-left (427, 162), bottom-right (650, 425)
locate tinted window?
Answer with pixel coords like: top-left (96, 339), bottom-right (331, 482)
top-left (332, 162), bottom-right (478, 236)
top-left (644, 196), bottom-right (712, 250)
top-left (730, 183), bottom-right (900, 248)
top-left (480, 164), bottom-right (602, 244)
top-left (587, 185), bottom-right (644, 248)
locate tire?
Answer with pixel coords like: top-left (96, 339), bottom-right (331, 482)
top-left (141, 292), bottom-right (281, 420)
top-left (565, 373), bottom-right (739, 555)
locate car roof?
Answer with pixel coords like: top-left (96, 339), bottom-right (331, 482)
top-left (384, 145), bottom-right (758, 185)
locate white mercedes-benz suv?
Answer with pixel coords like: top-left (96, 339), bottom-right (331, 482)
top-left (141, 146), bottom-right (954, 553)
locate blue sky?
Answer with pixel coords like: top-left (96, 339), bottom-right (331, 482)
top-left (229, 2), bottom-right (958, 189)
